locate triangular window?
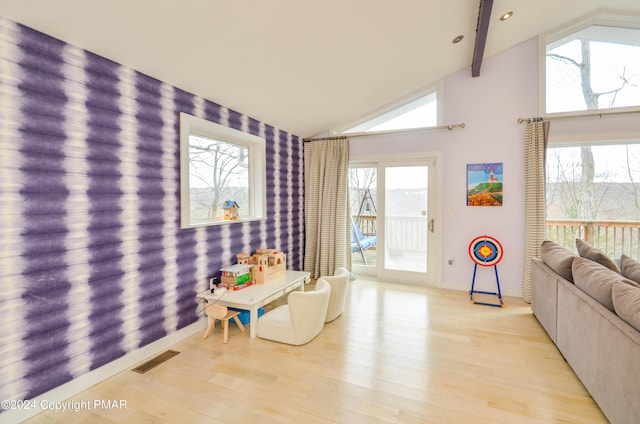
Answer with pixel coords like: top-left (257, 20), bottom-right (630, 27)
top-left (341, 91), bottom-right (438, 134)
top-left (543, 12), bottom-right (640, 115)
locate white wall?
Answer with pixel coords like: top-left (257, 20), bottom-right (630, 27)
top-left (350, 38), bottom-right (539, 297)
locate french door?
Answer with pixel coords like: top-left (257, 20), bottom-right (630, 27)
top-left (349, 155), bottom-right (442, 286)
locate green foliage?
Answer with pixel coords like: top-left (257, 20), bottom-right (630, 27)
top-left (469, 182), bottom-right (503, 194)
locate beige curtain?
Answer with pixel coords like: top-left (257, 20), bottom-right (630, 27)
top-left (304, 139), bottom-right (351, 278)
top-left (522, 120), bottom-right (550, 303)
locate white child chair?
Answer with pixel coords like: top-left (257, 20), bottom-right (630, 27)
top-left (257, 278), bottom-right (331, 345)
top-left (323, 267), bottom-right (351, 322)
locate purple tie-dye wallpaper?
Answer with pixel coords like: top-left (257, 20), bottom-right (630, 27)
top-left (0, 17), bottom-right (304, 404)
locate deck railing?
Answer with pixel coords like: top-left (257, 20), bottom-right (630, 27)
top-left (353, 216), bottom-right (640, 262)
top-left (546, 219), bottom-right (640, 260)
top-left (354, 215), bottom-right (377, 236)
top-left (352, 215), bottom-right (428, 254)
top-left (385, 216), bottom-right (428, 254)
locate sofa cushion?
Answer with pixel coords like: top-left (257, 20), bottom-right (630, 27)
top-left (575, 239), bottom-right (620, 273)
top-left (540, 240), bottom-right (576, 282)
top-left (612, 279), bottom-right (640, 332)
top-left (620, 254), bottom-right (640, 284)
top-left (572, 256), bottom-right (622, 311)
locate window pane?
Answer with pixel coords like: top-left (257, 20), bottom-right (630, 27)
top-left (546, 143), bottom-right (640, 221)
top-left (384, 166), bottom-right (429, 273)
top-left (349, 166), bottom-right (378, 268)
top-left (546, 25), bottom-right (640, 113)
top-left (343, 92), bottom-right (437, 133)
top-left (188, 135), bottom-right (250, 224)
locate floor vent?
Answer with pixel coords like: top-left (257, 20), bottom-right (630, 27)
top-left (131, 350), bottom-right (180, 374)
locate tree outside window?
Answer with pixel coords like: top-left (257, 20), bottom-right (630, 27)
top-left (188, 134), bottom-right (250, 223)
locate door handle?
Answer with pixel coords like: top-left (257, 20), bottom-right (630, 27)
top-left (429, 218), bottom-right (434, 233)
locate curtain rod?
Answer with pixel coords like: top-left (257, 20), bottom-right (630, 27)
top-left (303, 135), bottom-right (348, 142)
top-left (518, 108), bottom-right (640, 124)
top-left (517, 117), bottom-right (544, 124)
top-left (303, 122), bottom-right (466, 142)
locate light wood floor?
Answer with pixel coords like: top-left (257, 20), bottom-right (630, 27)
top-left (24, 278), bottom-right (607, 424)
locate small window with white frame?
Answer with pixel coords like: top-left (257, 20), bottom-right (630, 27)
top-left (542, 11), bottom-right (640, 116)
top-left (179, 113), bottom-right (266, 228)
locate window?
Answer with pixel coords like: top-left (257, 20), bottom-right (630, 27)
top-left (547, 142), bottom-right (640, 221)
top-left (338, 87), bottom-right (440, 134)
top-left (542, 13), bottom-right (640, 115)
top-left (546, 141), bottom-right (640, 258)
top-left (179, 113), bottom-right (266, 228)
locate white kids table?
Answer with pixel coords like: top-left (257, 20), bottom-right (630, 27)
top-left (198, 270), bottom-right (311, 338)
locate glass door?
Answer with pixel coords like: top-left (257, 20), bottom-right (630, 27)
top-left (349, 165), bottom-right (378, 276)
top-left (349, 157), bottom-right (441, 286)
top-left (382, 165), bottom-right (429, 273)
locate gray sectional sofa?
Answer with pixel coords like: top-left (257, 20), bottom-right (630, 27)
top-left (531, 240), bottom-right (640, 424)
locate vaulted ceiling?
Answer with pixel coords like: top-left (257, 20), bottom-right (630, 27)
top-left (1, 0), bottom-right (639, 138)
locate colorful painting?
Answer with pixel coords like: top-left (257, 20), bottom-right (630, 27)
top-left (467, 163), bottom-right (503, 206)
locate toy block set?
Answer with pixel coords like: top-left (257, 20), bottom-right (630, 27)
top-left (238, 248), bottom-right (287, 284)
top-left (217, 248), bottom-right (287, 290)
top-left (219, 263), bottom-right (255, 291)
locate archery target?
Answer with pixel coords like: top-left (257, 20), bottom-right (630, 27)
top-left (469, 235), bottom-right (503, 266)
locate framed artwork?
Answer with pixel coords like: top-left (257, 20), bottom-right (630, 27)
top-left (467, 163), bottom-right (503, 206)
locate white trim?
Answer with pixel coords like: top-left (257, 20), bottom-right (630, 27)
top-left (1, 320), bottom-right (206, 424)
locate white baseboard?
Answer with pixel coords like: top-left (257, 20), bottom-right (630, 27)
top-left (1, 319), bottom-right (206, 424)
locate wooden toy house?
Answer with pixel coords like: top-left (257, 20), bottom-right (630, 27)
top-left (235, 248), bottom-right (287, 283)
top-left (221, 200), bottom-right (239, 220)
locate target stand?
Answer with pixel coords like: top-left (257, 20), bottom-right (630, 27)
top-left (468, 235), bottom-right (504, 308)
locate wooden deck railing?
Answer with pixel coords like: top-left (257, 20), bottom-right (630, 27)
top-left (354, 215), bottom-right (377, 236)
top-left (547, 219), bottom-right (640, 260)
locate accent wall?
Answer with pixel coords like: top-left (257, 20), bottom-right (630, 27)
top-left (0, 17), bottom-right (304, 404)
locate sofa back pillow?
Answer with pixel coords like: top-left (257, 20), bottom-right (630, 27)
top-left (620, 254), bottom-right (640, 285)
top-left (612, 279), bottom-right (640, 332)
top-left (540, 240), bottom-right (576, 282)
top-left (575, 239), bottom-right (620, 273)
top-left (572, 256), bottom-right (622, 311)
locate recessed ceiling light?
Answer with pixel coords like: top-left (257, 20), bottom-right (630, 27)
top-left (452, 35), bottom-right (464, 44)
top-left (500, 11), bottom-right (513, 21)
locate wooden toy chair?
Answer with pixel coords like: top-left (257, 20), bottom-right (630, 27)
top-left (202, 304), bottom-right (246, 343)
